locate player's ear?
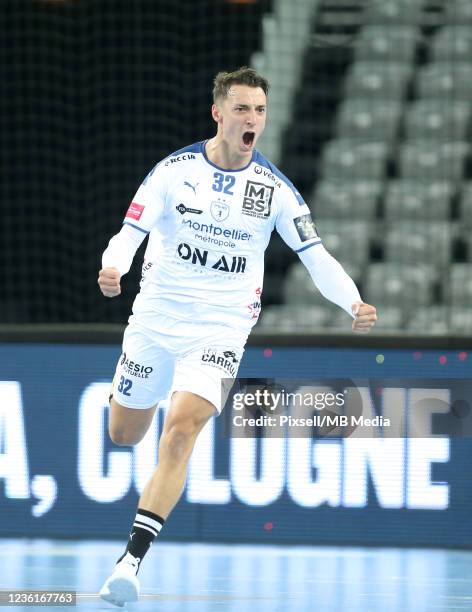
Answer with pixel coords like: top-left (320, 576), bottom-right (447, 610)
top-left (211, 103), bottom-right (222, 124)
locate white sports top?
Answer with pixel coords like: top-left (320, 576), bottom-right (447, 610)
top-left (102, 141), bottom-right (361, 333)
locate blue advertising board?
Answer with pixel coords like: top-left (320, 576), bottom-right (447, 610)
top-left (0, 342), bottom-right (471, 547)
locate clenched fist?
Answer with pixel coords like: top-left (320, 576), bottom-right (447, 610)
top-left (98, 267), bottom-right (121, 298)
top-left (351, 301), bottom-right (377, 333)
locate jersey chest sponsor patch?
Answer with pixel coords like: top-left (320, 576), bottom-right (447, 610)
top-left (242, 181), bottom-right (274, 219)
top-left (176, 242), bottom-right (247, 274)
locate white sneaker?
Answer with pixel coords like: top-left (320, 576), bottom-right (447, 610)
top-left (99, 552), bottom-right (140, 607)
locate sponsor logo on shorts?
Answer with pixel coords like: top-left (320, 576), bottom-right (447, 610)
top-left (126, 202), bottom-right (145, 221)
top-left (176, 203), bottom-right (203, 215)
top-left (201, 348), bottom-right (240, 376)
top-left (120, 352), bottom-right (154, 378)
top-left (293, 214), bottom-right (318, 242)
top-left (177, 242), bottom-right (247, 274)
top-left (242, 181), bottom-right (273, 219)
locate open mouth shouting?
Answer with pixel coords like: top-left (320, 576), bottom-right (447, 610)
top-left (242, 131), bottom-right (255, 150)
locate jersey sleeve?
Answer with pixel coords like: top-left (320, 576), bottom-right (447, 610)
top-left (274, 184), bottom-right (322, 254)
top-left (101, 223), bottom-right (147, 276)
top-left (298, 244), bottom-right (362, 317)
top-left (122, 161), bottom-right (168, 234)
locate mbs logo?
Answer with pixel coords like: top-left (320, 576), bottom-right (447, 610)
top-left (242, 181), bottom-right (274, 219)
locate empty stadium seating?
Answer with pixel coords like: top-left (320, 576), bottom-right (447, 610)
top-left (321, 139), bottom-right (389, 181)
top-left (336, 99), bottom-right (402, 143)
top-left (384, 222), bottom-right (453, 268)
top-left (416, 63), bottom-right (472, 100)
top-left (355, 26), bottom-right (419, 63)
top-left (398, 141), bottom-right (470, 182)
top-left (444, 0), bottom-right (472, 24)
top-left (265, 0), bottom-right (472, 332)
top-left (431, 26), bottom-right (472, 61)
top-left (364, 263), bottom-right (436, 308)
top-left (384, 180), bottom-right (453, 220)
top-left (312, 180), bottom-right (380, 220)
top-left (344, 62), bottom-right (413, 101)
top-left (404, 100), bottom-right (471, 141)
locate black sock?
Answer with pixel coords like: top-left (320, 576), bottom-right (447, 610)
top-left (117, 508), bottom-right (165, 571)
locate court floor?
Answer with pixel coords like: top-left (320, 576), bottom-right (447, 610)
top-left (1, 539), bottom-right (472, 611)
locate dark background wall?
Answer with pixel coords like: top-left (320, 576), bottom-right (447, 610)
top-left (0, 0), bottom-right (270, 323)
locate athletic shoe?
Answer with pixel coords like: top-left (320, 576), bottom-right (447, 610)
top-left (99, 552), bottom-right (140, 607)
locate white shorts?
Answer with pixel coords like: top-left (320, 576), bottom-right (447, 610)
top-left (111, 317), bottom-right (247, 414)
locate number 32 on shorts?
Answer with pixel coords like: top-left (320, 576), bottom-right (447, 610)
top-left (117, 375), bottom-right (133, 396)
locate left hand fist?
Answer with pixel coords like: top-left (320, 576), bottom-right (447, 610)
top-left (351, 301), bottom-right (377, 333)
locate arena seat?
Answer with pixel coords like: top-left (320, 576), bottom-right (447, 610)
top-left (355, 26), bottom-right (419, 63)
top-left (384, 180), bottom-right (453, 220)
top-left (311, 180), bottom-right (380, 220)
top-left (416, 63), bottom-right (472, 100)
top-left (336, 99), bottom-right (402, 143)
top-left (459, 183), bottom-right (472, 228)
top-left (364, 263), bottom-right (436, 307)
top-left (344, 62), bottom-right (413, 101)
top-left (398, 140), bottom-right (470, 182)
top-left (321, 139), bottom-right (389, 181)
top-left (257, 304), bottom-right (333, 331)
top-left (406, 306), bottom-right (450, 333)
top-left (448, 264), bottom-right (472, 306)
top-left (431, 26), bottom-right (472, 61)
top-left (364, 0), bottom-right (424, 25)
top-left (404, 100), bottom-right (471, 141)
top-left (384, 221), bottom-right (453, 268)
top-left (444, 0), bottom-right (472, 24)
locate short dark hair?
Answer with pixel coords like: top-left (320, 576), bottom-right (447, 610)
top-left (213, 67), bottom-right (270, 103)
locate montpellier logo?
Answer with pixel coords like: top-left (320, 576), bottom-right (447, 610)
top-left (176, 203), bottom-right (203, 216)
top-left (242, 181), bottom-right (273, 218)
top-left (211, 200), bottom-right (230, 221)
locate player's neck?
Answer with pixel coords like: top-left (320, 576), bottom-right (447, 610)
top-left (205, 137), bottom-right (251, 171)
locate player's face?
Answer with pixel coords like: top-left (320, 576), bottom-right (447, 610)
top-left (213, 85), bottom-right (267, 156)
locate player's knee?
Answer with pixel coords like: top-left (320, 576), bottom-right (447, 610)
top-left (108, 424), bottom-right (144, 446)
top-left (160, 425), bottom-right (196, 463)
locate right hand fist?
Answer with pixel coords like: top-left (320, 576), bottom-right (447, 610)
top-left (98, 267), bottom-right (121, 298)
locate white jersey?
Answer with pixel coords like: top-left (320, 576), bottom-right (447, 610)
top-left (121, 141), bottom-right (322, 333)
